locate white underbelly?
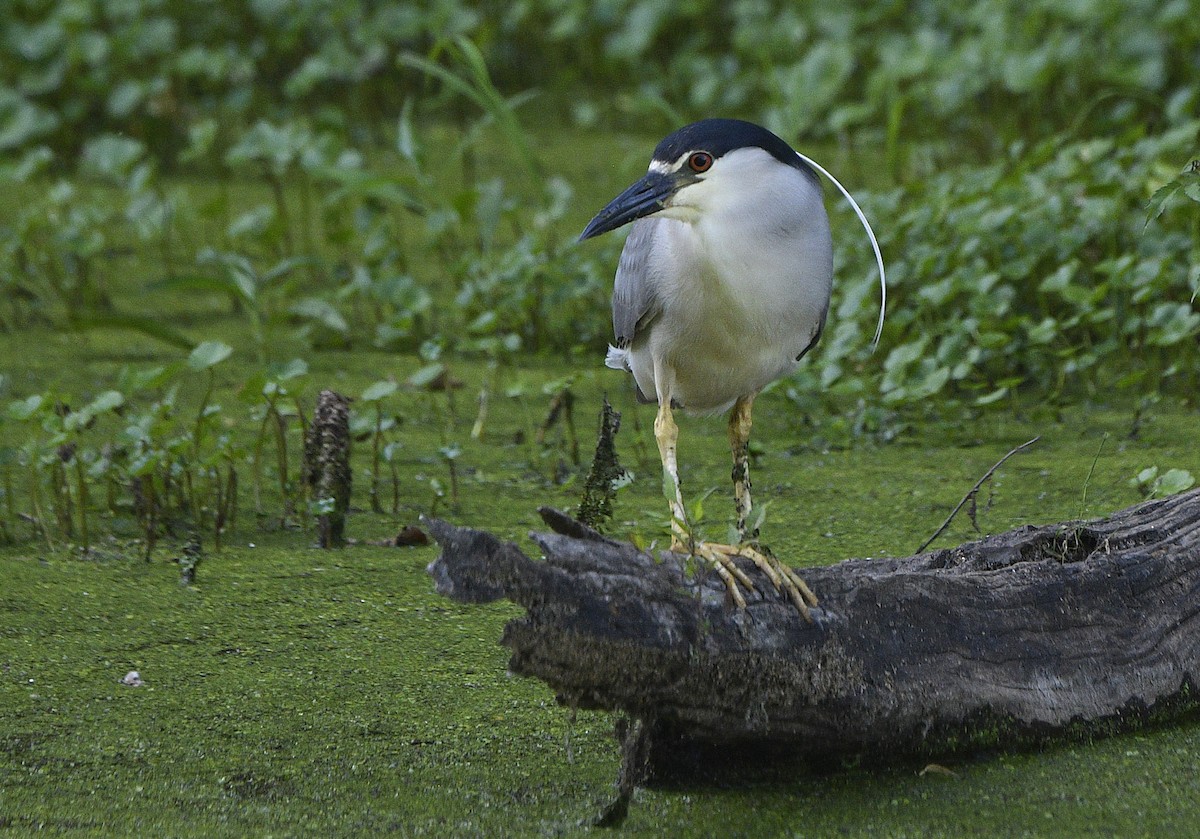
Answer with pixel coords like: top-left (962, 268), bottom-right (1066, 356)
top-left (627, 289), bottom-right (820, 413)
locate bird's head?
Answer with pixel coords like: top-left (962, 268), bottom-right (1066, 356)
top-left (579, 118), bottom-right (818, 241)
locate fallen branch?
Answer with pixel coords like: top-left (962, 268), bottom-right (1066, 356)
top-left (426, 487), bottom-right (1200, 783)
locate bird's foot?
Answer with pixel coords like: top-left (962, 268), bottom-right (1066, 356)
top-left (675, 539), bottom-right (818, 621)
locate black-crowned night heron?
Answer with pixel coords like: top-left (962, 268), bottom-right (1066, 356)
top-left (579, 118), bottom-right (885, 618)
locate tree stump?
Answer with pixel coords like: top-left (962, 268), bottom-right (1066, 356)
top-left (425, 488), bottom-right (1200, 780)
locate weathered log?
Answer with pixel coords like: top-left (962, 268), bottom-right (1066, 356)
top-left (425, 488), bottom-right (1200, 776)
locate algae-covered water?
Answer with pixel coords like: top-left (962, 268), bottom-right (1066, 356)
top-left (3, 320), bottom-right (1200, 834)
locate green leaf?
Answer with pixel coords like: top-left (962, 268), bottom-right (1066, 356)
top-left (262, 256), bottom-right (310, 285)
top-left (360, 380), bottom-right (398, 402)
top-left (688, 487), bottom-right (717, 525)
top-left (69, 312), bottom-right (195, 350)
top-left (748, 499), bottom-right (771, 537)
top-left (187, 341), bottom-right (233, 371)
top-left (180, 118), bottom-right (218, 164)
top-left (1142, 171), bottom-right (1200, 231)
top-left (149, 273), bottom-right (242, 298)
top-left (3, 145), bottom-right (53, 181)
top-left (117, 364), bottom-right (177, 394)
top-left (63, 389), bottom-right (125, 432)
top-left (106, 80), bottom-right (144, 119)
top-left (1038, 262), bottom-right (1077, 294)
top-left (1155, 469), bottom-right (1195, 498)
top-left (1130, 466), bottom-right (1158, 490)
top-left (227, 205), bottom-right (276, 241)
top-left (290, 298), bottom-right (348, 333)
top-left (239, 370), bottom-right (268, 403)
top-left (270, 358), bottom-right (309, 382)
top-left (396, 98), bottom-right (419, 161)
top-left (974, 387), bottom-right (1009, 406)
top-left (319, 167), bottom-right (426, 212)
top-left (0, 90), bottom-right (59, 151)
top-left (87, 390), bottom-right (125, 415)
top-left (194, 251), bottom-right (260, 305)
top-left (467, 311), bottom-right (497, 334)
top-left (407, 363), bottom-right (445, 389)
top-left (8, 394), bottom-right (44, 421)
top-left (79, 134), bottom-right (146, 183)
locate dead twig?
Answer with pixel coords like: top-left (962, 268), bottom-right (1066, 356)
top-left (537, 387), bottom-right (580, 467)
top-left (916, 436), bottom-right (1040, 553)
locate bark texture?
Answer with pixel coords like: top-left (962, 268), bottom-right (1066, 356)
top-left (425, 489), bottom-right (1200, 769)
top-left (304, 389), bottom-right (352, 548)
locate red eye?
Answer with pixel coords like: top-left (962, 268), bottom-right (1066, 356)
top-left (688, 151), bottom-right (713, 173)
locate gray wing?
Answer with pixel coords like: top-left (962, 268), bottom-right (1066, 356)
top-left (611, 218), bottom-right (663, 348)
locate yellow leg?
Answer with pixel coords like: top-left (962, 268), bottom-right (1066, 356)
top-left (653, 384), bottom-right (817, 620)
top-left (653, 397), bottom-right (689, 551)
top-left (728, 395), bottom-right (755, 541)
top-left (712, 395), bottom-right (819, 620)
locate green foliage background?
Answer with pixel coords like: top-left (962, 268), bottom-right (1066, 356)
top-left (0, 0), bottom-right (1197, 553)
top-left (5, 0), bottom-right (1200, 155)
top-left (0, 0), bottom-right (1199, 550)
top-left (3, 0), bottom-right (1198, 405)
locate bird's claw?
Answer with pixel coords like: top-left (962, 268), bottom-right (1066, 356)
top-left (678, 540), bottom-right (818, 621)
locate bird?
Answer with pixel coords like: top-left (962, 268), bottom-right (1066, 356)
top-left (579, 118), bottom-right (885, 619)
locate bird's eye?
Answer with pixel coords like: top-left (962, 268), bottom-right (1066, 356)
top-left (687, 152), bottom-right (713, 173)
